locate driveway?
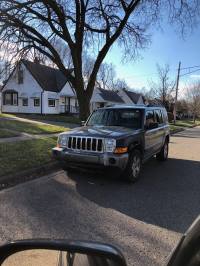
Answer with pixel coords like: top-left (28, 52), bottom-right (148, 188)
top-left (0, 127), bottom-right (199, 266)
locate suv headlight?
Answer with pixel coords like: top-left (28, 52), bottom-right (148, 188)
top-left (104, 138), bottom-right (116, 152)
top-left (57, 134), bottom-right (68, 147)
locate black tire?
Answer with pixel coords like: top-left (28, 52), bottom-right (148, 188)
top-left (156, 140), bottom-right (169, 161)
top-left (122, 150), bottom-right (142, 183)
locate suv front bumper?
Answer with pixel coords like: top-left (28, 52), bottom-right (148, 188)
top-left (52, 147), bottom-right (128, 170)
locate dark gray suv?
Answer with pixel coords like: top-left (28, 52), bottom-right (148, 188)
top-left (52, 105), bottom-right (170, 182)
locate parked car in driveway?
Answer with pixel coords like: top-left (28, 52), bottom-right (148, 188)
top-left (52, 105), bottom-right (170, 182)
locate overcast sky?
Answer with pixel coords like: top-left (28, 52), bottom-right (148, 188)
top-left (105, 21), bottom-right (200, 96)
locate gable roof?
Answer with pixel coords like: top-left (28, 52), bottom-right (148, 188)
top-left (98, 88), bottom-right (124, 103)
top-left (123, 89), bottom-right (142, 104)
top-left (22, 60), bottom-right (73, 92)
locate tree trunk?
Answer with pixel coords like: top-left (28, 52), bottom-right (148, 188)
top-left (78, 93), bottom-right (91, 121)
top-left (193, 113), bottom-right (196, 123)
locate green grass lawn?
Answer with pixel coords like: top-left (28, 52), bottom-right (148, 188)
top-left (0, 119), bottom-right (68, 135)
top-left (169, 119), bottom-right (200, 133)
top-left (174, 119), bottom-right (200, 127)
top-left (1, 113), bottom-right (80, 124)
top-left (0, 137), bottom-right (57, 177)
top-left (0, 129), bottom-right (20, 138)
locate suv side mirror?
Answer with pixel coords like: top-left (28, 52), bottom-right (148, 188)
top-left (166, 215), bottom-right (200, 266)
top-left (146, 122), bottom-right (158, 130)
top-left (81, 121), bottom-right (86, 126)
top-left (0, 240), bottom-right (127, 266)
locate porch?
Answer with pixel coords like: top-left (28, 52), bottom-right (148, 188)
top-left (59, 96), bottom-right (79, 114)
top-left (59, 104), bottom-right (79, 114)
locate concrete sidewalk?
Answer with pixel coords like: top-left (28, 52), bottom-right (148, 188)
top-left (0, 115), bottom-right (78, 143)
top-left (0, 115), bottom-right (79, 129)
top-left (0, 131), bottom-right (58, 143)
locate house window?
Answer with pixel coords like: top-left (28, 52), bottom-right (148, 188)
top-left (17, 65), bottom-right (24, 84)
top-left (3, 91), bottom-right (18, 105)
top-left (48, 99), bottom-right (55, 107)
top-left (22, 98), bottom-right (28, 106)
top-left (34, 98), bottom-right (40, 106)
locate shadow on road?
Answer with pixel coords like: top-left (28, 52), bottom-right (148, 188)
top-left (68, 157), bottom-right (200, 234)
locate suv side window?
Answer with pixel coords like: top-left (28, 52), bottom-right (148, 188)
top-left (155, 109), bottom-right (163, 125)
top-left (145, 110), bottom-right (155, 129)
top-left (162, 109), bottom-right (169, 123)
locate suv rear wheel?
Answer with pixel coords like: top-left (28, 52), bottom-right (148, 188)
top-left (156, 140), bottom-right (169, 161)
top-left (122, 150), bottom-right (142, 183)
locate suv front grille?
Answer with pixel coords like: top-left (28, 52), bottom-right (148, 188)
top-left (67, 137), bottom-right (103, 153)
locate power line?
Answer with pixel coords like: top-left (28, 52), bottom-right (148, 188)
top-left (180, 68), bottom-right (200, 77)
top-left (180, 65), bottom-right (200, 70)
top-left (129, 64), bottom-right (200, 79)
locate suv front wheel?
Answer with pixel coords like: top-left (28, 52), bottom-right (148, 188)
top-left (122, 150), bottom-right (142, 183)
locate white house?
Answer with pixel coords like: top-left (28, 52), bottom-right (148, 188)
top-left (1, 60), bottom-right (78, 114)
top-left (1, 59), bottom-right (145, 115)
top-left (90, 87), bottom-right (125, 112)
top-left (0, 85), bottom-right (2, 113)
top-left (117, 88), bottom-right (145, 105)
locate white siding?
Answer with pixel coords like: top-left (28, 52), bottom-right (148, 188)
top-left (117, 89), bottom-right (134, 104)
top-left (59, 83), bottom-right (75, 97)
top-left (0, 92), bottom-right (1, 113)
top-left (2, 63), bottom-right (42, 114)
top-left (42, 91), bottom-right (59, 114)
top-left (137, 95), bottom-right (144, 104)
top-left (90, 88), bottom-right (105, 103)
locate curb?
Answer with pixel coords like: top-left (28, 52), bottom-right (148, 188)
top-left (170, 128), bottom-right (185, 135)
top-left (0, 161), bottom-right (60, 190)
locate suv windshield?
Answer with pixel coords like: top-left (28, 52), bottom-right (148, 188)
top-left (87, 109), bottom-right (142, 129)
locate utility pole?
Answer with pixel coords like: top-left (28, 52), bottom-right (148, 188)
top-left (173, 61), bottom-right (181, 124)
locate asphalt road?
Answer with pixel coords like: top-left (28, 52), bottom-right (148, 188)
top-left (0, 127), bottom-right (200, 266)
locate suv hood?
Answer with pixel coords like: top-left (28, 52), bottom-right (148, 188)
top-left (62, 126), bottom-right (141, 138)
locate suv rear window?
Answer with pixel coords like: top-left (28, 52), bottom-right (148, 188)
top-left (155, 109), bottom-right (163, 124)
top-left (162, 109), bottom-right (169, 123)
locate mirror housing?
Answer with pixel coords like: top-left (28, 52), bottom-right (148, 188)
top-left (0, 239), bottom-right (127, 266)
top-left (81, 121), bottom-right (86, 126)
top-left (166, 215), bottom-right (200, 266)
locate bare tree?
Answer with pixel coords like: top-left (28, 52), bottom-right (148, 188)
top-left (0, 0), bottom-right (199, 119)
top-left (176, 99), bottom-right (189, 118)
top-left (97, 63), bottom-right (116, 90)
top-left (114, 78), bottom-right (130, 91)
top-left (186, 82), bottom-right (200, 122)
top-left (149, 64), bottom-right (175, 109)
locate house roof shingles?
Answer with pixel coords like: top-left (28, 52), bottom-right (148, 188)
top-left (124, 89), bottom-right (142, 104)
top-left (98, 88), bottom-right (124, 103)
top-left (22, 60), bottom-right (72, 92)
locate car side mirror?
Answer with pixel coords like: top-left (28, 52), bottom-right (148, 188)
top-left (0, 240), bottom-right (127, 266)
top-left (166, 215), bottom-right (200, 266)
top-left (146, 122), bottom-right (158, 130)
top-left (81, 121), bottom-right (86, 126)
